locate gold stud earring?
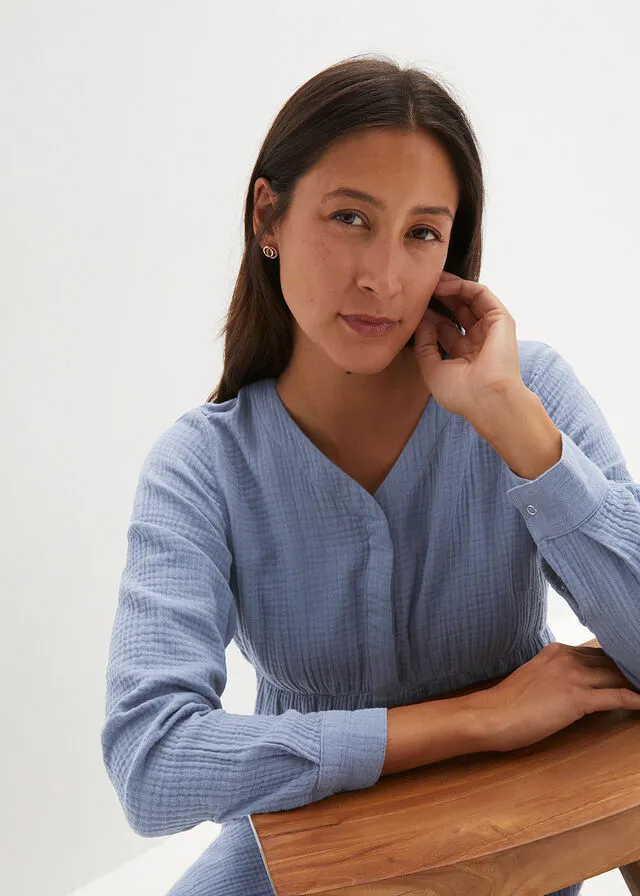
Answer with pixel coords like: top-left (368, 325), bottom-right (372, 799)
top-left (262, 245), bottom-right (278, 259)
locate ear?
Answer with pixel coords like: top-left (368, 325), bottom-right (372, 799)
top-left (252, 177), bottom-right (279, 245)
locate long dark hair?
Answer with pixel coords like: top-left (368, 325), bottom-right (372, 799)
top-left (206, 53), bottom-right (485, 404)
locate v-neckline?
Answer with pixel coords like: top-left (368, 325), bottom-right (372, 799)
top-left (254, 376), bottom-right (449, 503)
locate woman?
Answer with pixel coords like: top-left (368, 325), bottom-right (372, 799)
top-left (101, 54), bottom-right (640, 895)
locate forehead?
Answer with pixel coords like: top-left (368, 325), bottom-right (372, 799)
top-left (306, 128), bottom-right (459, 205)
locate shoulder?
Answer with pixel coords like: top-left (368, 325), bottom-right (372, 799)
top-left (516, 338), bottom-right (588, 408)
top-left (142, 381), bottom-right (266, 479)
top-left (515, 338), bottom-right (559, 390)
top-left (142, 406), bottom-right (216, 469)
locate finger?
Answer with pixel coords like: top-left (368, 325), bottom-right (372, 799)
top-left (434, 275), bottom-right (509, 319)
top-left (432, 318), bottom-right (467, 356)
top-left (572, 647), bottom-right (618, 667)
top-left (427, 297), bottom-right (463, 329)
top-left (429, 293), bottom-right (482, 337)
top-left (571, 647), bottom-right (607, 655)
top-left (452, 305), bottom-right (482, 343)
top-left (432, 299), bottom-right (482, 347)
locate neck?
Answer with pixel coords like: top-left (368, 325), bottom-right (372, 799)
top-left (276, 346), bottom-right (429, 445)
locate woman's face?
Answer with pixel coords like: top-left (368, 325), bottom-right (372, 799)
top-left (253, 127), bottom-right (460, 377)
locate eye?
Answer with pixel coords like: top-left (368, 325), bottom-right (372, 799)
top-left (331, 210), bottom-right (443, 243)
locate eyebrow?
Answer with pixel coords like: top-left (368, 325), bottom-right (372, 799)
top-left (322, 186), bottom-right (454, 221)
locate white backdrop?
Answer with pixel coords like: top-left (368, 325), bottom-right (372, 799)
top-left (2, 2), bottom-right (638, 894)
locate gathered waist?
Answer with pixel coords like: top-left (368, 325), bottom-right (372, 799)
top-left (253, 627), bottom-right (555, 715)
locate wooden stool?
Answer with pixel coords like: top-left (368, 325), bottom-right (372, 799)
top-left (250, 637), bottom-right (640, 895)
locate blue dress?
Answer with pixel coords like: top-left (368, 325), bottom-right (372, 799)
top-left (102, 340), bottom-right (640, 894)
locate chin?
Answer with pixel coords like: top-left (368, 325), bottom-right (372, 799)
top-left (339, 356), bottom-right (398, 376)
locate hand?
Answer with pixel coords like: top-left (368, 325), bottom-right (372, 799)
top-left (467, 642), bottom-right (640, 752)
top-left (412, 271), bottom-right (524, 422)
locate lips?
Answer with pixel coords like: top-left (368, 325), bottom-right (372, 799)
top-left (340, 315), bottom-right (396, 337)
top-left (341, 315), bottom-right (396, 324)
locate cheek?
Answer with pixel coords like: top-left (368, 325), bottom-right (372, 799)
top-left (288, 230), bottom-right (336, 287)
top-left (300, 237), bottom-right (349, 307)
top-left (314, 232), bottom-right (346, 275)
top-left (306, 220), bottom-right (349, 268)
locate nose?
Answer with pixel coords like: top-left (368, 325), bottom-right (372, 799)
top-left (357, 244), bottom-right (403, 299)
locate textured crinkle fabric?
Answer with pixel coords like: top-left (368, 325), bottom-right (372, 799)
top-left (101, 339), bottom-right (639, 894)
top-left (165, 818), bottom-right (275, 895)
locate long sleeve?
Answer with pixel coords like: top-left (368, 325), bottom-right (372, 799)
top-left (100, 410), bottom-right (387, 837)
top-left (502, 343), bottom-right (640, 689)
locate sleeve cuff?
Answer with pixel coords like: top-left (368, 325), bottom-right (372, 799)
top-left (503, 429), bottom-right (609, 541)
top-left (314, 707), bottom-right (388, 801)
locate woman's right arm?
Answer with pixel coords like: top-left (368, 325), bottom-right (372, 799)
top-left (101, 410), bottom-right (387, 837)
